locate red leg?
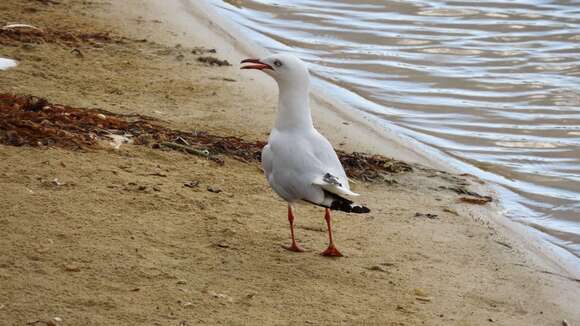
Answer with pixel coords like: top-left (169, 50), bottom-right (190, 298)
top-left (283, 205), bottom-right (304, 252)
top-left (321, 208), bottom-right (343, 257)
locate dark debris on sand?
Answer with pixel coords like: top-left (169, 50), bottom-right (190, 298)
top-left (0, 25), bottom-right (123, 47)
top-left (0, 94), bottom-right (412, 182)
top-left (337, 151), bottom-right (412, 181)
top-left (0, 94), bottom-right (129, 148)
top-left (196, 56), bottom-right (231, 66)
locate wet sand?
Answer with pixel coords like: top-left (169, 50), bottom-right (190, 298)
top-left (0, 0), bottom-right (579, 325)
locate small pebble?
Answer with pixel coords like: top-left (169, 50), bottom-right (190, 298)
top-left (64, 264), bottom-right (81, 272)
top-left (207, 186), bottom-right (222, 193)
top-left (209, 291), bottom-right (233, 302)
top-left (183, 181), bottom-right (199, 188)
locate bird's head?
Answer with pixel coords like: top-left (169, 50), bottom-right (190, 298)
top-left (240, 54), bottom-right (310, 89)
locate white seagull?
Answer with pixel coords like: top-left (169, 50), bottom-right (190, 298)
top-left (241, 54), bottom-right (370, 257)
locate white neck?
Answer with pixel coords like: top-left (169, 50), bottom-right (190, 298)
top-left (274, 80), bottom-right (313, 131)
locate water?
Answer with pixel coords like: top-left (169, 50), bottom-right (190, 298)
top-left (0, 57), bottom-right (18, 71)
top-left (208, 0), bottom-right (580, 261)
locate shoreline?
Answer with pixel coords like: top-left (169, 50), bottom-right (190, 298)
top-left (1, 0), bottom-right (579, 324)
top-left (188, 0), bottom-right (580, 278)
top-left (199, 0), bottom-right (580, 270)
top-left (176, 0), bottom-right (580, 278)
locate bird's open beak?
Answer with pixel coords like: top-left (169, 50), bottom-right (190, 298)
top-left (240, 58), bottom-right (273, 70)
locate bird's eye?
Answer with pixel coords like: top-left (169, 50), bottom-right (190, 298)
top-left (273, 60), bottom-right (282, 67)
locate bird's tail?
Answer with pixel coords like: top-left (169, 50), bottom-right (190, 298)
top-left (327, 193), bottom-right (370, 214)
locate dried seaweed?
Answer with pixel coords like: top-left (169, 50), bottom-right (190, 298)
top-left (0, 94), bottom-right (128, 148)
top-left (0, 94), bottom-right (411, 182)
top-left (439, 186), bottom-right (493, 203)
top-left (0, 26), bottom-right (122, 47)
top-left (197, 56), bottom-right (231, 66)
top-left (337, 151), bottom-right (412, 181)
top-left (459, 196), bottom-right (493, 205)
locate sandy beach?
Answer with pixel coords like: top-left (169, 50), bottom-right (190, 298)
top-left (1, 0), bottom-right (579, 325)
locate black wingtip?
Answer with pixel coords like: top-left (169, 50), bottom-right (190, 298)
top-left (321, 190), bottom-right (370, 214)
top-left (330, 199), bottom-right (371, 214)
top-left (352, 205), bottom-right (371, 214)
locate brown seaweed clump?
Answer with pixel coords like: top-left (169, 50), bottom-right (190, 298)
top-left (196, 56), bottom-right (231, 66)
top-left (0, 25), bottom-right (121, 47)
top-left (337, 152), bottom-right (413, 181)
top-left (0, 94), bottom-right (129, 148)
top-left (0, 94), bottom-right (412, 182)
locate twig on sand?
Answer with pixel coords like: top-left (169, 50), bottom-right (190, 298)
top-left (459, 196), bottom-right (493, 205)
top-left (159, 142), bottom-right (209, 157)
top-left (1, 24), bottom-right (43, 32)
top-left (26, 320), bottom-right (56, 326)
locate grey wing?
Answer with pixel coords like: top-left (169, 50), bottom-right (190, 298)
top-left (265, 136), bottom-right (327, 203)
top-left (262, 143), bottom-right (300, 201)
top-left (309, 131), bottom-right (350, 188)
top-left (264, 132), bottom-right (357, 205)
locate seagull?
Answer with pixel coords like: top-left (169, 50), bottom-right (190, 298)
top-left (241, 54), bottom-right (370, 257)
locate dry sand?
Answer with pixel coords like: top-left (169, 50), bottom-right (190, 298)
top-left (1, 1), bottom-right (579, 325)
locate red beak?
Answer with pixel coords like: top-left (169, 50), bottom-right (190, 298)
top-left (240, 58), bottom-right (273, 70)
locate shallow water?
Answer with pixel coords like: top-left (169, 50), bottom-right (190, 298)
top-left (0, 57), bottom-right (18, 71)
top-left (209, 0), bottom-right (580, 260)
